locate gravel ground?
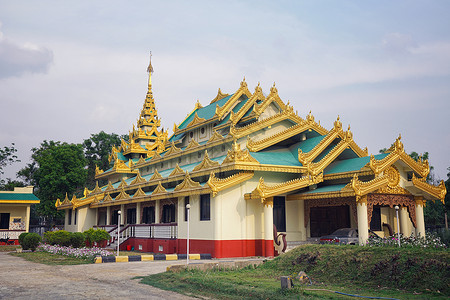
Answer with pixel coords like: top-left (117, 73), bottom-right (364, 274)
top-left (0, 252), bottom-right (195, 300)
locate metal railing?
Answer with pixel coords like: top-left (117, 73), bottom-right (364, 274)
top-left (94, 223), bottom-right (177, 246)
top-left (0, 230), bottom-right (26, 240)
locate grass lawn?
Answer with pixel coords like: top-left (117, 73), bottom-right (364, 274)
top-left (138, 245), bottom-right (449, 299)
top-left (9, 251), bottom-right (93, 265)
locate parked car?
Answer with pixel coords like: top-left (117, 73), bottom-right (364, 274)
top-left (319, 228), bottom-right (358, 244)
top-left (319, 228), bottom-right (380, 245)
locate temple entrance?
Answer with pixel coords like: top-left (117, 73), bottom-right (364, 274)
top-left (310, 205), bottom-right (350, 237)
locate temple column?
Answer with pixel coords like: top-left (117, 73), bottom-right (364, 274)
top-left (415, 197), bottom-right (426, 238)
top-left (106, 206), bottom-right (111, 225)
top-left (263, 197), bottom-right (274, 257)
top-left (95, 208), bottom-right (98, 226)
top-left (155, 200), bottom-right (160, 223)
top-left (120, 204), bottom-right (125, 225)
top-left (400, 207), bottom-right (409, 236)
top-left (357, 196), bottom-right (369, 245)
top-left (298, 200), bottom-right (306, 241)
top-left (25, 206), bottom-right (31, 233)
top-left (136, 202), bottom-right (141, 224)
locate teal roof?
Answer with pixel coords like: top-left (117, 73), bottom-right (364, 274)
top-left (178, 94), bottom-right (233, 130)
top-left (324, 153), bottom-right (388, 175)
top-left (169, 132), bottom-right (186, 143)
top-left (250, 149), bottom-right (301, 166)
top-left (295, 135), bottom-right (326, 154)
top-left (117, 152), bottom-right (127, 161)
top-left (301, 184), bottom-right (347, 194)
top-left (0, 192), bottom-right (40, 201)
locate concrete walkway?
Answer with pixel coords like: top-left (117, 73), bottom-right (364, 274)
top-left (0, 252), bottom-right (195, 300)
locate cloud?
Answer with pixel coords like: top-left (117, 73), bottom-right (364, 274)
top-left (382, 32), bottom-right (417, 56)
top-left (0, 24), bottom-right (53, 79)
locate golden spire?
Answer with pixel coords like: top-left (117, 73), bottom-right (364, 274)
top-left (147, 51), bottom-right (154, 87)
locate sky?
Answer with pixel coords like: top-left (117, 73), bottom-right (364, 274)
top-left (0, 0), bottom-right (449, 182)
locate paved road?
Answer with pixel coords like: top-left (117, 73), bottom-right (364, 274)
top-left (0, 252), bottom-right (195, 300)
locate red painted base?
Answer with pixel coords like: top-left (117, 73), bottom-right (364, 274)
top-left (121, 238), bottom-right (274, 258)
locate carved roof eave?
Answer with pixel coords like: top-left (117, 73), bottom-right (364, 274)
top-left (215, 79), bottom-right (252, 120)
top-left (253, 84), bottom-right (286, 116)
top-left (130, 170), bottom-right (147, 186)
top-left (411, 174), bottom-right (447, 202)
top-left (306, 135), bottom-right (359, 177)
top-left (174, 172), bottom-right (202, 192)
top-left (169, 164), bottom-right (185, 176)
top-left (136, 135), bottom-right (234, 170)
top-left (245, 173), bottom-right (324, 202)
top-left (369, 135), bottom-right (430, 178)
top-left (193, 151), bottom-right (220, 172)
top-left (94, 168), bottom-right (138, 180)
top-left (230, 84), bottom-right (265, 125)
top-left (230, 107), bottom-right (302, 139)
top-left (208, 171), bottom-right (254, 197)
top-left (210, 88), bottom-right (230, 104)
top-left (165, 142), bottom-right (182, 157)
top-left (246, 118), bottom-right (328, 152)
top-left (298, 119), bottom-right (368, 166)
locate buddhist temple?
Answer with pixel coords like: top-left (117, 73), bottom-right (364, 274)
top-left (56, 56), bottom-right (446, 258)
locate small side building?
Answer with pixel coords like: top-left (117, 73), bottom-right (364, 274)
top-left (0, 186), bottom-right (40, 244)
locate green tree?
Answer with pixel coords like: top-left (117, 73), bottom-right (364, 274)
top-left (82, 131), bottom-right (123, 188)
top-left (0, 179), bottom-right (25, 191)
top-left (0, 143), bottom-right (20, 185)
top-left (18, 141), bottom-right (87, 223)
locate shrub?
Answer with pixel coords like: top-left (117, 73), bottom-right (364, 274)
top-left (366, 232), bottom-right (447, 249)
top-left (70, 232), bottom-right (85, 248)
top-left (23, 233), bottom-right (42, 251)
top-left (83, 228), bottom-right (110, 247)
top-left (92, 229), bottom-right (110, 243)
top-left (44, 230), bottom-right (72, 246)
top-left (18, 232), bottom-right (29, 248)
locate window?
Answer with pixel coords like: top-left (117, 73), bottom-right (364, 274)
top-left (112, 210), bottom-right (119, 225)
top-left (370, 206), bottom-right (382, 231)
top-left (162, 204), bottom-right (176, 223)
top-left (201, 127), bottom-right (205, 135)
top-left (143, 206), bottom-right (155, 224)
top-left (74, 209), bottom-right (77, 225)
top-left (273, 196), bottom-right (286, 232)
top-left (68, 209), bottom-right (72, 225)
top-left (200, 194), bottom-right (210, 221)
top-left (0, 213), bottom-right (10, 229)
top-left (127, 208), bottom-right (136, 224)
top-left (190, 131), bottom-right (194, 138)
top-left (184, 196), bottom-right (190, 221)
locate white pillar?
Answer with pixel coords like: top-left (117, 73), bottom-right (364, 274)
top-left (357, 196), bottom-right (369, 246)
top-left (155, 200), bottom-right (160, 223)
top-left (298, 200), bottom-right (306, 241)
top-left (106, 206), bottom-right (111, 225)
top-left (120, 204), bottom-right (125, 225)
top-left (263, 197), bottom-right (274, 257)
top-left (25, 206), bottom-right (31, 233)
top-left (95, 208), bottom-right (98, 226)
top-left (415, 197), bottom-right (426, 238)
top-left (400, 207), bottom-right (409, 236)
top-left (136, 202), bottom-right (141, 224)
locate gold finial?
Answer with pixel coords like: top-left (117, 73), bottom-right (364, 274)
top-left (147, 51), bottom-right (153, 87)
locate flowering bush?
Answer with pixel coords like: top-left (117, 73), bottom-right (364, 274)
top-left (37, 243), bottom-right (111, 260)
top-left (366, 232), bottom-right (447, 249)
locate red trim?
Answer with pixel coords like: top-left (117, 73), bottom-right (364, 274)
top-left (121, 238), bottom-right (274, 258)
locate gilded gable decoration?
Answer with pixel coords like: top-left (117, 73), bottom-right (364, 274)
top-left (207, 130), bottom-right (225, 144)
top-left (411, 174), bottom-right (447, 202)
top-left (149, 169), bottom-right (163, 181)
top-left (215, 78), bottom-right (252, 120)
top-left (62, 193), bottom-right (71, 205)
top-left (222, 141), bottom-right (259, 164)
top-left (130, 170), bottom-right (147, 185)
top-left (118, 178), bottom-right (128, 189)
top-left (254, 83), bottom-right (286, 116)
top-left (115, 188), bottom-right (130, 201)
top-left (103, 193), bottom-right (113, 203)
top-left (55, 198), bottom-right (61, 208)
top-left (230, 83), bottom-right (265, 125)
top-left (193, 150), bottom-right (220, 172)
top-left (185, 138), bottom-right (200, 150)
top-left (95, 165), bottom-right (104, 176)
top-left (369, 135), bottom-right (429, 178)
top-left (351, 174), bottom-right (389, 201)
top-left (208, 171), bottom-right (254, 197)
top-left (210, 88), bottom-right (230, 104)
top-left (105, 181), bottom-right (114, 192)
top-left (136, 155), bottom-right (146, 165)
top-left (133, 187), bottom-right (147, 198)
top-left (186, 112), bottom-right (206, 128)
top-left (174, 172), bottom-right (202, 191)
top-left (91, 181), bottom-right (103, 194)
top-left (152, 181), bottom-right (167, 195)
top-left (170, 163), bottom-right (185, 177)
top-left (165, 142), bottom-right (182, 157)
top-left (247, 173), bottom-right (324, 202)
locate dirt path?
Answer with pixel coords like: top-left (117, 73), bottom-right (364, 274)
top-left (0, 252), bottom-right (195, 300)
